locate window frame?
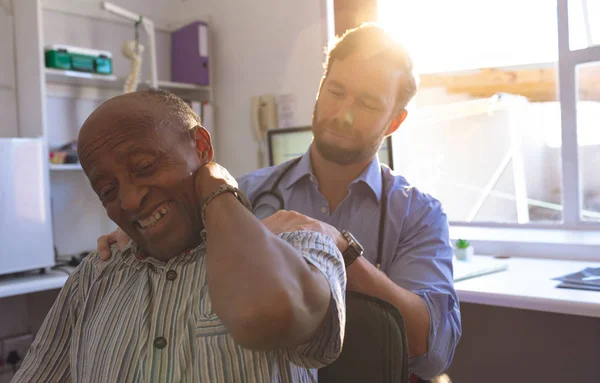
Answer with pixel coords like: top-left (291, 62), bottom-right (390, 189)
top-left (555, 0), bottom-right (600, 227)
top-left (448, 0), bottom-right (600, 260)
top-left (451, 1), bottom-right (600, 226)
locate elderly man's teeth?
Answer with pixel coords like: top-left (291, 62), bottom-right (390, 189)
top-left (138, 204), bottom-right (171, 228)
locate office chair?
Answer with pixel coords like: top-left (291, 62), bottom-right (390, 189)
top-left (318, 291), bottom-right (410, 383)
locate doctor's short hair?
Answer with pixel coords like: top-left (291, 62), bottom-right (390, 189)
top-left (143, 88), bottom-right (203, 137)
top-left (323, 23), bottom-right (417, 113)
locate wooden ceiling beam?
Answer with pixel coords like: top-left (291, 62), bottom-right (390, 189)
top-left (419, 65), bottom-right (600, 102)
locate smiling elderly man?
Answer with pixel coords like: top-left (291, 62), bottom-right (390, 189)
top-left (13, 89), bottom-right (346, 382)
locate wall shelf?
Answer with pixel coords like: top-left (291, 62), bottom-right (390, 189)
top-left (45, 68), bottom-right (211, 100)
top-left (49, 163), bottom-right (83, 171)
top-left (45, 68), bottom-right (118, 87)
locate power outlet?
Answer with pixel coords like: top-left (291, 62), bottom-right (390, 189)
top-left (2, 334), bottom-right (33, 368)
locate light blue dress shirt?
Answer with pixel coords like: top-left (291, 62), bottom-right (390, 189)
top-left (238, 149), bottom-right (462, 379)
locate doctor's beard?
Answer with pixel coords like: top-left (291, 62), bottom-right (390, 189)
top-left (311, 113), bottom-right (385, 166)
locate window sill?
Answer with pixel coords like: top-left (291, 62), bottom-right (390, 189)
top-left (449, 225), bottom-right (600, 261)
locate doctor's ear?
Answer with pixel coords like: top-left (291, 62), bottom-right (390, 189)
top-left (386, 109), bottom-right (408, 136)
top-left (190, 126), bottom-right (214, 164)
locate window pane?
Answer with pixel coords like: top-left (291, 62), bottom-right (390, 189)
top-left (378, 0), bottom-right (559, 73)
top-left (380, 0), bottom-right (564, 223)
top-left (569, 0), bottom-right (600, 50)
top-left (576, 62), bottom-right (600, 221)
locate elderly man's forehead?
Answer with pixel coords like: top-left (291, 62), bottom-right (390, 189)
top-left (80, 100), bottom-right (163, 137)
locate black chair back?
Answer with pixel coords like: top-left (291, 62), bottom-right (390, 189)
top-left (318, 291), bottom-right (409, 383)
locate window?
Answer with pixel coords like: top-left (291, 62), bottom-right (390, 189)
top-left (379, 0), bottom-right (600, 227)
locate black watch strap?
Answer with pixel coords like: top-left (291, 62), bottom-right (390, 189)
top-left (341, 230), bottom-right (363, 268)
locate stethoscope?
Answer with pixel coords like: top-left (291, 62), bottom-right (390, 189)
top-left (251, 156), bottom-right (388, 270)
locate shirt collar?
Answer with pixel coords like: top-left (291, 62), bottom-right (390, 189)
top-left (283, 150), bottom-right (314, 190)
top-left (351, 155), bottom-right (383, 203)
top-left (121, 230), bottom-right (207, 270)
top-left (283, 149), bottom-right (383, 203)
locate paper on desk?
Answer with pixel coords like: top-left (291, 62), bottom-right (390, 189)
top-left (553, 267), bottom-right (600, 288)
top-left (453, 257), bottom-right (508, 282)
top-left (556, 282), bottom-right (600, 292)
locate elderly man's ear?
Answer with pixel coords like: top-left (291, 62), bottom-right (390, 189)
top-left (191, 126), bottom-right (214, 164)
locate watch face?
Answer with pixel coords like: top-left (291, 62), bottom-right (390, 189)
top-left (342, 232), bottom-right (362, 268)
top-left (343, 231), bottom-right (364, 255)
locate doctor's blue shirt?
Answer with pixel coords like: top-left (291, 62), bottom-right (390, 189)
top-left (238, 149), bottom-right (462, 380)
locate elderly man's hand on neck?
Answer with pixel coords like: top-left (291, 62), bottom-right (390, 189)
top-left (193, 162), bottom-right (238, 202)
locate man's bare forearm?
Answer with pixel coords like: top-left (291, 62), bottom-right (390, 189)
top-left (204, 194), bottom-right (331, 350)
top-left (349, 257), bottom-right (430, 357)
top-left (373, 278), bottom-right (430, 357)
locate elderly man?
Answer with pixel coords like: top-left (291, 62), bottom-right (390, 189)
top-left (12, 89), bottom-right (346, 382)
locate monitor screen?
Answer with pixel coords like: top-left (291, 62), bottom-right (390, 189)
top-left (267, 126), bottom-right (394, 169)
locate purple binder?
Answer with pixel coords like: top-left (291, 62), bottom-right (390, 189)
top-left (171, 21), bottom-right (210, 85)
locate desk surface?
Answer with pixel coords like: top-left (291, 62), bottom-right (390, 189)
top-left (455, 256), bottom-right (600, 318)
top-left (0, 269), bottom-right (71, 299)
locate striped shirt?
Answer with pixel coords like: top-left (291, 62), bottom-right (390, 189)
top-left (13, 231), bottom-right (346, 382)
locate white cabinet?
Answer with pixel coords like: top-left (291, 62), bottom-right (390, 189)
top-left (0, 138), bottom-right (54, 276)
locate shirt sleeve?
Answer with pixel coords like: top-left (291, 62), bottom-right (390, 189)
top-left (277, 230), bottom-right (347, 369)
top-left (12, 266), bottom-right (83, 383)
top-left (388, 196), bottom-right (462, 380)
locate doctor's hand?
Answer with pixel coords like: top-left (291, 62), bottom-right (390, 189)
top-left (97, 227), bottom-right (130, 261)
top-left (261, 210), bottom-right (348, 253)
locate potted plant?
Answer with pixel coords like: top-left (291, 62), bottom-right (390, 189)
top-left (454, 239), bottom-right (474, 261)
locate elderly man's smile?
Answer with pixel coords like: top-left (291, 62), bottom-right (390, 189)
top-left (136, 202), bottom-right (171, 229)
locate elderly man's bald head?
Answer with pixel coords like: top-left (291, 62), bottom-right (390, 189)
top-left (77, 89), bottom-right (213, 261)
top-left (79, 89), bottom-right (200, 145)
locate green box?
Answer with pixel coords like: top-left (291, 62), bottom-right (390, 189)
top-left (45, 50), bottom-right (71, 70)
top-left (44, 45), bottom-right (113, 75)
top-left (70, 54), bottom-right (95, 72)
top-left (95, 56), bottom-right (113, 75)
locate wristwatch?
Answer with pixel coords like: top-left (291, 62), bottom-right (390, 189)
top-left (341, 230), bottom-right (364, 268)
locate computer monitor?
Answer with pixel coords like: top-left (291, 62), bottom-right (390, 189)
top-left (267, 126), bottom-right (394, 169)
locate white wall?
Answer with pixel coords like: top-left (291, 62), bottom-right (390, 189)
top-left (173, 0), bottom-right (329, 176)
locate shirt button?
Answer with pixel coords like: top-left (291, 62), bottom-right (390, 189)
top-left (321, 207), bottom-right (327, 214)
top-left (154, 337), bottom-right (167, 349)
top-left (166, 270), bottom-right (177, 281)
